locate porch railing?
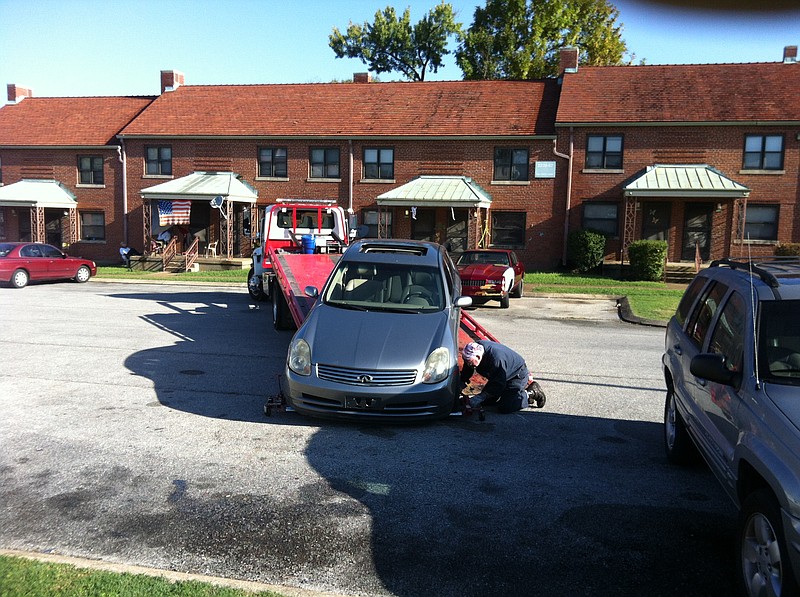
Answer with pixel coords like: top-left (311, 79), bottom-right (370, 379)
top-left (185, 237), bottom-right (200, 272)
top-left (162, 237), bottom-right (178, 270)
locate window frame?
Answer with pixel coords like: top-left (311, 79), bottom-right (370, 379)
top-left (744, 204), bottom-right (779, 242)
top-left (585, 135), bottom-right (624, 170)
top-left (79, 211), bottom-right (106, 242)
top-left (309, 147), bottom-right (340, 179)
top-left (77, 155), bottom-right (104, 185)
top-left (743, 134), bottom-right (784, 171)
top-left (258, 146), bottom-right (288, 178)
top-left (493, 147), bottom-right (530, 182)
top-left (363, 148), bottom-right (394, 180)
top-left (582, 201), bottom-right (619, 237)
top-left (490, 211), bottom-right (526, 249)
top-left (145, 146), bottom-right (172, 176)
top-left (363, 209), bottom-right (393, 238)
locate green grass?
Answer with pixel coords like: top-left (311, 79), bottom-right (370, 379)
top-left (95, 266), bottom-right (248, 283)
top-left (525, 272), bottom-right (684, 321)
top-left (0, 555), bottom-right (282, 597)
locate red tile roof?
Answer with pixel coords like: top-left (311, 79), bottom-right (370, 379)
top-left (0, 96), bottom-right (155, 146)
top-left (556, 62), bottom-right (800, 124)
top-left (120, 80), bottom-right (559, 138)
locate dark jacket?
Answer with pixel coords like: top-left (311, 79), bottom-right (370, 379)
top-left (460, 340), bottom-right (527, 397)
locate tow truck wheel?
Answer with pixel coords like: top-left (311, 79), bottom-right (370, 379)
top-left (247, 268), bottom-right (266, 301)
top-left (272, 282), bottom-right (295, 330)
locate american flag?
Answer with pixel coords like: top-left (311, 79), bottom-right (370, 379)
top-left (158, 200), bottom-right (191, 226)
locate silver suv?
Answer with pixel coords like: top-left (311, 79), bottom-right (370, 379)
top-left (663, 257), bottom-right (800, 597)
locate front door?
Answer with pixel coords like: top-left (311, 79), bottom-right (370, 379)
top-left (682, 203), bottom-right (713, 261)
top-left (45, 210), bottom-right (63, 248)
top-left (642, 202), bottom-right (671, 242)
top-left (445, 209), bottom-right (468, 255)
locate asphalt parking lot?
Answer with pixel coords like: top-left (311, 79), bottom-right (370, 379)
top-left (0, 281), bottom-right (737, 597)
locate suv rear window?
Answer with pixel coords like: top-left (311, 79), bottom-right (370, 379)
top-left (758, 300), bottom-right (800, 384)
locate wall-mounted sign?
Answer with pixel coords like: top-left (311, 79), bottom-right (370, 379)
top-left (534, 161), bottom-right (556, 179)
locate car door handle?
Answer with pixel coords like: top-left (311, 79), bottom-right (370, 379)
top-left (673, 344), bottom-right (682, 356)
top-left (696, 378), bottom-right (707, 387)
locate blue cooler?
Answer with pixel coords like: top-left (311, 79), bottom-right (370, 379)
top-left (301, 234), bottom-right (316, 254)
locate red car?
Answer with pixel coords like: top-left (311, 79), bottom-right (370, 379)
top-left (0, 242), bottom-right (96, 289)
top-left (456, 249), bottom-right (525, 309)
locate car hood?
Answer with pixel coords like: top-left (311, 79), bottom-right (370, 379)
top-left (764, 382), bottom-right (800, 431)
top-left (457, 263), bottom-right (508, 278)
top-left (298, 304), bottom-right (453, 369)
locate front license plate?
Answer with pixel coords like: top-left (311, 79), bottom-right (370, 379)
top-left (345, 396), bottom-right (380, 409)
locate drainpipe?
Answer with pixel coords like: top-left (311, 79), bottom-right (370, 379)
top-left (348, 139), bottom-right (355, 237)
top-left (553, 129), bottom-right (574, 266)
top-left (117, 138), bottom-right (128, 244)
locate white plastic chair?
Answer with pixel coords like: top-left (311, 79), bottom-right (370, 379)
top-left (205, 241), bottom-right (218, 258)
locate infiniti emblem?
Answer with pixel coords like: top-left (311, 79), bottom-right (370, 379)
top-left (356, 374), bottom-right (374, 384)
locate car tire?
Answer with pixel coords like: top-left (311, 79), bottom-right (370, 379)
top-left (247, 268), bottom-right (266, 301)
top-left (74, 265), bottom-right (91, 283)
top-left (11, 268), bottom-right (29, 289)
top-left (738, 488), bottom-right (799, 597)
top-left (664, 385), bottom-right (697, 465)
top-left (500, 292), bottom-right (510, 309)
top-left (272, 282), bottom-right (295, 330)
top-left (511, 280), bottom-right (524, 298)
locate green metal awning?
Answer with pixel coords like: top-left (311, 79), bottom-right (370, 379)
top-left (377, 176), bottom-right (492, 208)
top-left (624, 164), bottom-right (750, 198)
top-left (0, 179), bottom-right (77, 208)
top-left (141, 171), bottom-right (258, 203)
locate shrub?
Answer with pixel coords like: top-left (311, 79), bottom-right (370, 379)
top-left (567, 229), bottom-right (606, 273)
top-left (628, 240), bottom-right (668, 281)
top-left (775, 243), bottom-right (800, 256)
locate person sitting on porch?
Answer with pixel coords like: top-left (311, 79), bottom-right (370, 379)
top-left (119, 242), bottom-right (140, 266)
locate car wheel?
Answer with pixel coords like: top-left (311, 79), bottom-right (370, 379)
top-left (738, 488), bottom-right (799, 597)
top-left (272, 282), bottom-right (295, 330)
top-left (11, 269), bottom-right (29, 289)
top-left (511, 280), bottom-right (524, 298)
top-left (247, 268), bottom-right (266, 301)
top-left (74, 265), bottom-right (91, 283)
top-left (664, 385), bottom-right (696, 465)
top-left (500, 292), bottom-right (510, 309)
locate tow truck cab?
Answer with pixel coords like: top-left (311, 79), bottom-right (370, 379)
top-left (248, 199), bottom-right (349, 301)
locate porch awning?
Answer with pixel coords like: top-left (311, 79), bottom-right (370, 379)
top-left (141, 171), bottom-right (258, 203)
top-left (0, 179), bottom-right (77, 208)
top-left (377, 176), bottom-right (492, 209)
top-left (624, 165), bottom-right (750, 198)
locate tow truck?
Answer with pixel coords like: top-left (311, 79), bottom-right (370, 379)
top-left (247, 199), bottom-right (349, 302)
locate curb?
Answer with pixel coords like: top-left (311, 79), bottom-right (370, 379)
top-left (0, 549), bottom-right (345, 597)
top-left (615, 296), bottom-right (668, 328)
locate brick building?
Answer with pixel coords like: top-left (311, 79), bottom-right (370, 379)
top-left (1, 46), bottom-right (798, 271)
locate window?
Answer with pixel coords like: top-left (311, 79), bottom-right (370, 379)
top-left (583, 202), bottom-right (618, 236)
top-left (491, 212), bottom-right (525, 248)
top-left (744, 205), bottom-right (779, 241)
top-left (708, 291), bottom-right (746, 374)
top-left (494, 148), bottom-right (529, 181)
top-left (688, 281), bottom-right (728, 348)
top-left (364, 148), bottom-right (394, 180)
top-left (363, 209), bottom-right (393, 237)
top-left (675, 276), bottom-right (707, 327)
top-left (145, 146), bottom-right (172, 176)
top-left (586, 135), bottom-right (623, 169)
top-left (80, 212), bottom-right (105, 241)
top-left (743, 135), bottom-right (784, 170)
top-left (310, 148), bottom-right (340, 179)
top-left (78, 156), bottom-right (104, 185)
top-left (258, 147), bottom-right (287, 178)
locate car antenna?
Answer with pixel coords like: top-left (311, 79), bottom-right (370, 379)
top-left (747, 236), bottom-right (761, 390)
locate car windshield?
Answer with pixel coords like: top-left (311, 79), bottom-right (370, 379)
top-left (457, 252), bottom-right (509, 266)
top-left (0, 243), bottom-right (14, 257)
top-left (758, 300), bottom-right (800, 384)
top-left (323, 262), bottom-right (444, 311)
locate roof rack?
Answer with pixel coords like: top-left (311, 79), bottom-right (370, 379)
top-left (710, 256), bottom-right (800, 288)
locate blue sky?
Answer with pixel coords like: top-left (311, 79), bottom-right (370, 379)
top-left (0, 0), bottom-right (797, 97)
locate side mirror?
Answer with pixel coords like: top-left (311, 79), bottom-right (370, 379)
top-left (304, 286), bottom-right (319, 298)
top-left (690, 353), bottom-right (740, 387)
top-left (455, 296), bottom-right (472, 308)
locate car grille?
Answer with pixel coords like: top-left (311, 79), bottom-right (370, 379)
top-left (317, 364), bottom-right (417, 386)
top-left (461, 279), bottom-right (485, 287)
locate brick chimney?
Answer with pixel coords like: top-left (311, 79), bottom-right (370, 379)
top-left (784, 45), bottom-right (798, 63)
top-left (559, 47), bottom-right (579, 74)
top-left (353, 72), bottom-right (373, 83)
top-left (160, 70), bottom-right (185, 93)
top-left (7, 84), bottom-right (33, 103)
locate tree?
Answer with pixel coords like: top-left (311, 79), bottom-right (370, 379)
top-left (456, 0), bottom-right (628, 80)
top-left (329, 3), bottom-right (461, 82)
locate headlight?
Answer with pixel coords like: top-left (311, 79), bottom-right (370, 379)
top-left (288, 338), bottom-right (312, 376)
top-left (421, 347), bottom-right (450, 384)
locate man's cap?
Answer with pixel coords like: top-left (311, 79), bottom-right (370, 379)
top-left (462, 342), bottom-right (484, 361)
